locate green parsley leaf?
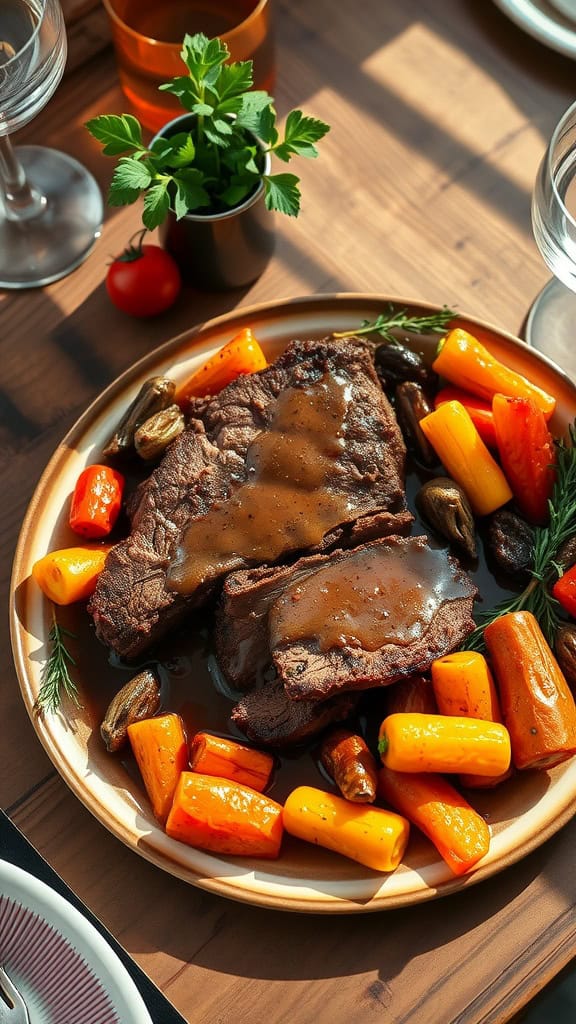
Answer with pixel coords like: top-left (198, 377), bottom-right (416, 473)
top-left (273, 110), bottom-right (330, 162)
top-left (263, 173), bottom-right (301, 216)
top-left (217, 61), bottom-right (254, 100)
top-left (142, 181), bottom-right (171, 229)
top-left (85, 113), bottom-right (143, 155)
top-left (236, 92), bottom-right (277, 145)
top-left (173, 169), bottom-right (210, 217)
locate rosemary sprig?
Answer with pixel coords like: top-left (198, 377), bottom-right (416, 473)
top-left (332, 304), bottom-right (458, 343)
top-left (34, 608), bottom-right (80, 714)
top-left (463, 423), bottom-right (576, 652)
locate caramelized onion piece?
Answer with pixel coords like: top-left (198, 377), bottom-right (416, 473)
top-left (134, 404), bottom-right (185, 461)
top-left (320, 728), bottom-right (378, 803)
top-left (555, 624), bottom-right (576, 691)
top-left (416, 476), bottom-right (477, 559)
top-left (374, 341), bottom-right (436, 391)
top-left (103, 377), bottom-right (176, 458)
top-left (100, 669), bottom-right (161, 752)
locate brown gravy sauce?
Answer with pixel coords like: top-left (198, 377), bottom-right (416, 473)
top-left (269, 540), bottom-right (468, 653)
top-left (167, 374), bottom-right (361, 595)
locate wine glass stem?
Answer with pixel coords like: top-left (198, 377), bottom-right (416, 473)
top-left (0, 134), bottom-right (46, 220)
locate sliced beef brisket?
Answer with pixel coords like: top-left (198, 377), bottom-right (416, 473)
top-left (89, 338), bottom-right (411, 659)
top-left (216, 535), bottom-right (477, 700)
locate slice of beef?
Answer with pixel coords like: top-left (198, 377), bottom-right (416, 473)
top-left (215, 535), bottom-right (478, 700)
top-left (230, 681), bottom-right (357, 748)
top-left (89, 338), bottom-right (411, 660)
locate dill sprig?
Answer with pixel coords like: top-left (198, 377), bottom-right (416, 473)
top-left (34, 608), bottom-right (80, 714)
top-left (332, 304), bottom-right (458, 343)
top-left (463, 423), bottom-right (576, 652)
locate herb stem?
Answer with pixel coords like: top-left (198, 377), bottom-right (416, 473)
top-left (332, 305), bottom-right (458, 343)
top-left (34, 606), bottom-right (80, 714)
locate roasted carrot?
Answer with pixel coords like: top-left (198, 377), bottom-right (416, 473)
top-left (320, 728), bottom-right (379, 804)
top-left (69, 464), bottom-right (125, 539)
top-left (491, 394), bottom-right (556, 525)
top-left (189, 732), bottom-right (274, 792)
top-left (283, 785), bottom-right (409, 872)
top-left (377, 767), bottom-right (491, 876)
top-left (484, 611), bottom-right (576, 770)
top-left (552, 563), bottom-right (576, 619)
top-left (432, 328), bottom-right (556, 419)
top-left (419, 401), bottom-right (513, 517)
top-left (176, 327), bottom-right (267, 404)
top-left (128, 714), bottom-right (189, 824)
top-left (32, 544), bottom-right (112, 605)
top-left (377, 712), bottom-right (511, 777)
top-left (434, 385), bottom-right (497, 448)
top-left (385, 675), bottom-right (438, 716)
top-left (430, 652), bottom-right (511, 788)
top-left (166, 772), bottom-right (284, 858)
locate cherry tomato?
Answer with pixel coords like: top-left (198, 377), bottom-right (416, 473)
top-left (106, 238), bottom-right (181, 317)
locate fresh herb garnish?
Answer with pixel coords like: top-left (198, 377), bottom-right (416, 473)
top-left (85, 33), bottom-right (330, 228)
top-left (35, 608), bottom-right (80, 714)
top-left (332, 304), bottom-right (458, 343)
top-left (463, 423), bottom-right (576, 652)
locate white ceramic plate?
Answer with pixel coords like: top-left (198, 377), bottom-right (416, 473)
top-left (493, 0), bottom-right (576, 57)
top-left (10, 293), bottom-right (576, 913)
top-left (0, 859), bottom-right (152, 1023)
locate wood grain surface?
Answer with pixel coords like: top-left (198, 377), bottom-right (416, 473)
top-left (3, 1), bottom-right (576, 1021)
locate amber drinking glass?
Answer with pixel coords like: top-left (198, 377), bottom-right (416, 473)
top-left (102, 0), bottom-right (275, 133)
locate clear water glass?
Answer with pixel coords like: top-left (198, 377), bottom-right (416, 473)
top-left (0, 0), bottom-right (103, 288)
top-left (527, 99), bottom-right (576, 360)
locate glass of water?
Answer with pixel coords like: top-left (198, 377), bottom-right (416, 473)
top-left (0, 0), bottom-right (103, 288)
top-left (527, 100), bottom-right (576, 358)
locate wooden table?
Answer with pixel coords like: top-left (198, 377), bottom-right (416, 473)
top-left (3, 2), bottom-right (576, 1021)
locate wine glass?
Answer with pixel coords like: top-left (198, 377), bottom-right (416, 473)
top-left (0, 0), bottom-right (103, 288)
top-left (527, 99), bottom-right (576, 362)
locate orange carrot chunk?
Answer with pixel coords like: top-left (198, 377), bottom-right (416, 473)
top-left (430, 651), bottom-right (512, 789)
top-left (378, 767), bottom-right (491, 876)
top-left (128, 714), bottom-right (189, 824)
top-left (166, 772), bottom-right (283, 858)
top-left (283, 785), bottom-right (409, 872)
top-left (69, 464), bottom-right (125, 539)
top-left (378, 712), bottom-right (511, 777)
top-left (176, 327), bottom-right (267, 404)
top-left (32, 545), bottom-right (112, 605)
top-left (432, 328), bottom-right (556, 419)
top-left (484, 611), bottom-right (576, 770)
top-left (189, 732), bottom-right (274, 792)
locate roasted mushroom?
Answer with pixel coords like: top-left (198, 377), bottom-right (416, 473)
top-left (394, 381), bottom-right (438, 467)
top-left (486, 509), bottom-right (535, 582)
top-left (134, 404), bottom-right (186, 461)
top-left (103, 377), bottom-right (176, 458)
top-left (100, 668), bottom-right (161, 752)
top-left (374, 341), bottom-right (437, 392)
top-left (555, 624), bottom-right (576, 691)
top-left (415, 476), bottom-right (477, 559)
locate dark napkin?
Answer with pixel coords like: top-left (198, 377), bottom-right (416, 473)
top-left (0, 809), bottom-right (187, 1024)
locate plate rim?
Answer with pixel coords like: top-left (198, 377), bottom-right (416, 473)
top-left (10, 290), bottom-right (576, 914)
top-left (0, 858), bottom-right (153, 1022)
top-left (493, 0), bottom-right (576, 58)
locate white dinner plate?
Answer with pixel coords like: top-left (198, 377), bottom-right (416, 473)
top-left (493, 0), bottom-right (576, 57)
top-left (0, 860), bottom-right (152, 1024)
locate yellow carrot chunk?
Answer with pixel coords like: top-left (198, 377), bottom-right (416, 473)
top-left (166, 772), bottom-right (283, 858)
top-left (431, 651), bottom-right (511, 788)
top-left (378, 712), bottom-right (511, 777)
top-left (189, 732), bottom-right (274, 792)
top-left (419, 400), bottom-right (513, 516)
top-left (32, 545), bottom-right (112, 605)
top-left (128, 714), bottom-right (189, 824)
top-left (432, 328), bottom-right (556, 419)
top-left (378, 767), bottom-right (490, 876)
top-left (283, 785), bottom-right (410, 872)
top-left (176, 327), bottom-right (267, 404)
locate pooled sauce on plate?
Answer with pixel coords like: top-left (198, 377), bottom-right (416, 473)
top-left (167, 374), bottom-right (364, 594)
top-left (269, 539), bottom-right (469, 653)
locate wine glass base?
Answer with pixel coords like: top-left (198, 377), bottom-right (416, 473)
top-left (0, 146), bottom-right (103, 289)
top-left (525, 276), bottom-right (576, 367)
